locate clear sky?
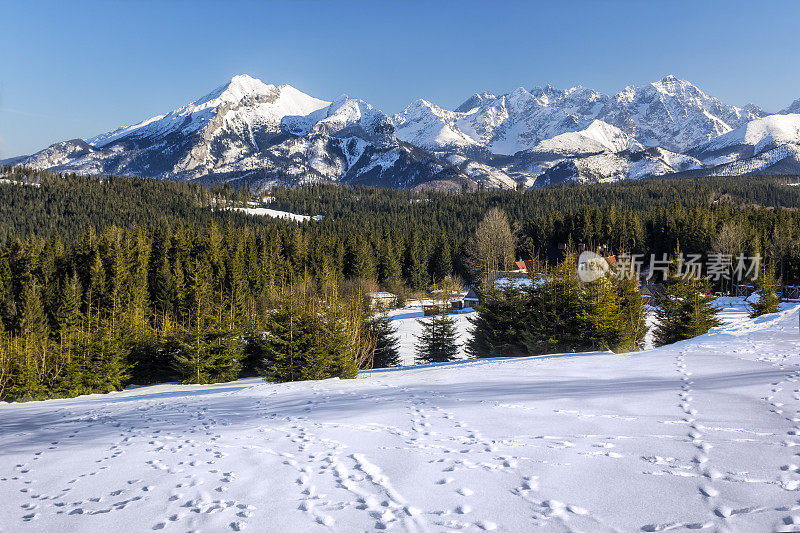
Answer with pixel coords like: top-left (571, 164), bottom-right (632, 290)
top-left (2, 0), bottom-right (799, 158)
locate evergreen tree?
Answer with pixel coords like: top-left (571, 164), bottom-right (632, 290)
top-left (66, 330), bottom-right (129, 396)
top-left (262, 289), bottom-right (320, 382)
top-left (430, 234), bottom-right (453, 283)
top-left (404, 233), bottom-right (428, 291)
top-left (13, 280), bottom-right (50, 399)
top-left (314, 299), bottom-right (359, 380)
top-left (240, 331), bottom-right (269, 377)
top-left (55, 273), bottom-right (83, 336)
top-left (467, 281), bottom-right (528, 358)
top-left (415, 307), bottom-right (459, 364)
top-left (365, 312), bottom-right (401, 368)
top-left (615, 275), bottom-right (648, 351)
top-left (171, 258), bottom-right (241, 384)
top-left (749, 262), bottom-right (781, 318)
top-left (580, 273), bottom-right (621, 351)
top-left (377, 238), bottom-right (402, 287)
top-left (654, 259), bottom-right (721, 347)
top-left (523, 255), bottom-right (587, 355)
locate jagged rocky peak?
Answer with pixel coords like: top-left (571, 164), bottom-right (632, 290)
top-left (781, 98), bottom-right (800, 115)
top-left (651, 74), bottom-right (698, 95)
top-left (529, 84), bottom-right (562, 104)
top-left (455, 91), bottom-right (497, 113)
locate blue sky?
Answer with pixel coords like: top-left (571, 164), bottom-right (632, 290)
top-left (1, 0), bottom-right (798, 158)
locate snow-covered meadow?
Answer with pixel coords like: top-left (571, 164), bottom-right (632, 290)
top-left (1, 301), bottom-right (800, 532)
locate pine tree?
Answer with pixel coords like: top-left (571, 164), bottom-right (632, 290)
top-left (615, 275), bottom-right (648, 351)
top-left (580, 273), bottom-right (621, 351)
top-left (415, 303), bottom-right (459, 364)
top-left (523, 255), bottom-right (587, 355)
top-left (262, 289), bottom-right (319, 382)
top-left (366, 312), bottom-right (401, 368)
top-left (467, 281), bottom-right (528, 357)
top-left (654, 260), bottom-right (721, 347)
top-left (749, 262), bottom-right (781, 318)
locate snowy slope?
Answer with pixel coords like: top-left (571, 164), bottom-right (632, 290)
top-left (693, 114), bottom-right (800, 161)
top-left (603, 75), bottom-right (764, 152)
top-left (2, 303), bottom-right (800, 532)
top-left (531, 120), bottom-right (643, 155)
top-left (681, 114), bottom-right (800, 176)
top-left (228, 207), bottom-right (315, 222)
top-left (392, 100), bottom-right (481, 151)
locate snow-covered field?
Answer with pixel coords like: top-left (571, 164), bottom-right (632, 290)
top-left (2, 301), bottom-right (800, 532)
top-left (229, 207), bottom-right (314, 222)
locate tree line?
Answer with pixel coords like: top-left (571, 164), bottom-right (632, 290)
top-left (3, 166), bottom-right (800, 289)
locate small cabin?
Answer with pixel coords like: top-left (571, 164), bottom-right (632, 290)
top-left (365, 291), bottom-right (398, 310)
top-left (463, 287), bottom-right (480, 309)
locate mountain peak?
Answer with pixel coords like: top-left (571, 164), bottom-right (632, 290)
top-left (781, 98), bottom-right (800, 115)
top-left (197, 74), bottom-right (277, 107)
top-left (455, 91), bottom-right (497, 113)
top-left (651, 75), bottom-right (701, 97)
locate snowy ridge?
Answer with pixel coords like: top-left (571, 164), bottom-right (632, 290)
top-left (1, 301), bottom-right (800, 531)
top-left (9, 74), bottom-right (800, 189)
top-left (696, 113), bottom-right (800, 156)
top-left (88, 75), bottom-right (330, 148)
top-left (531, 120), bottom-right (643, 155)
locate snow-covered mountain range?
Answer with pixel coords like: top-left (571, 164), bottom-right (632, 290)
top-left (7, 74), bottom-right (800, 189)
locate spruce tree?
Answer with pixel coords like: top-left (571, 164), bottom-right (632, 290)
top-left (654, 261), bottom-right (721, 347)
top-left (523, 255), bottom-right (587, 355)
top-left (581, 273), bottom-right (621, 351)
top-left (415, 308), bottom-right (459, 364)
top-left (467, 281), bottom-right (528, 357)
top-left (749, 262), bottom-right (781, 318)
top-left (404, 233), bottom-right (428, 291)
top-left (66, 329), bottom-right (129, 396)
top-left (262, 289), bottom-right (319, 382)
top-left (56, 274), bottom-right (83, 336)
top-left (430, 234), bottom-right (452, 283)
top-left (171, 258), bottom-right (241, 384)
top-left (315, 300), bottom-right (359, 380)
top-left (615, 275), bottom-right (648, 351)
top-left (366, 312), bottom-right (401, 368)
top-left (14, 280), bottom-right (50, 399)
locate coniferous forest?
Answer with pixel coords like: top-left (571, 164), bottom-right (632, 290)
top-left (1, 165), bottom-right (799, 401)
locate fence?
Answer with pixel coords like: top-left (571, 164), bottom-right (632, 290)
top-left (734, 285), bottom-right (800, 301)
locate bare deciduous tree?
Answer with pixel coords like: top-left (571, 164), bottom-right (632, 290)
top-left (713, 222), bottom-right (746, 294)
top-left (464, 208), bottom-right (515, 283)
